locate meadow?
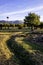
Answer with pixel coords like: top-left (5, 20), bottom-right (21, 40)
top-left (0, 28), bottom-right (43, 65)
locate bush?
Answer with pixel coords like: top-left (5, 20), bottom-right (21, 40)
top-left (18, 25), bottom-right (22, 29)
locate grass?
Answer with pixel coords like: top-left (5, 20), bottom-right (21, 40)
top-left (6, 32), bottom-right (43, 65)
top-left (15, 37), bottom-right (34, 53)
top-left (15, 36), bottom-right (43, 54)
top-left (6, 35), bottom-right (36, 65)
top-left (0, 31), bottom-right (43, 65)
top-left (0, 34), bottom-right (13, 59)
top-left (24, 39), bottom-right (43, 52)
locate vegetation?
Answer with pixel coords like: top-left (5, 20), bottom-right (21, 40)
top-left (0, 32), bottom-right (43, 65)
top-left (24, 13), bottom-right (40, 31)
top-left (39, 22), bottom-right (43, 29)
top-left (0, 12), bottom-right (43, 65)
top-left (0, 13), bottom-right (43, 32)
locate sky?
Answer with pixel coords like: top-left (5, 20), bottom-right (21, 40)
top-left (0, 0), bottom-right (43, 21)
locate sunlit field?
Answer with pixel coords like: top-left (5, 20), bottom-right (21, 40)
top-left (0, 29), bottom-right (43, 65)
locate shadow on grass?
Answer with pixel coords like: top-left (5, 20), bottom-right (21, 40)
top-left (23, 37), bottom-right (43, 52)
top-left (6, 35), bottom-right (40, 65)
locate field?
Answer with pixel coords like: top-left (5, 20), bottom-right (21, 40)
top-left (0, 29), bottom-right (43, 65)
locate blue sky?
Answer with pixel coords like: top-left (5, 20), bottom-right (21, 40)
top-left (0, 0), bottom-right (43, 21)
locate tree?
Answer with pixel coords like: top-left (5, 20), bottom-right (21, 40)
top-left (6, 16), bottom-right (9, 22)
top-left (24, 12), bottom-right (40, 31)
top-left (39, 22), bottom-right (43, 29)
top-left (0, 24), bottom-right (2, 30)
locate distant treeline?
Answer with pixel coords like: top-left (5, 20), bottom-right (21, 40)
top-left (0, 23), bottom-right (24, 30)
top-left (0, 22), bottom-right (43, 30)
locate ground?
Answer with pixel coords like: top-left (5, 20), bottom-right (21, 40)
top-left (0, 32), bottom-right (43, 65)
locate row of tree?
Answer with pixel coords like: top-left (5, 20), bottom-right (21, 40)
top-left (0, 24), bottom-right (14, 29)
top-left (0, 23), bottom-right (24, 30)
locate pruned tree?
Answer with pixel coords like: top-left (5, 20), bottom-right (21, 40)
top-left (6, 16), bottom-right (9, 22)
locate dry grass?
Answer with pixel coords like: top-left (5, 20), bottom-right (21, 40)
top-left (15, 37), bottom-right (34, 53)
top-left (0, 31), bottom-right (43, 65)
top-left (0, 34), bottom-right (13, 60)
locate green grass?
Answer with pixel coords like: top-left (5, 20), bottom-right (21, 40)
top-left (15, 36), bottom-right (43, 54)
top-left (23, 39), bottom-right (43, 52)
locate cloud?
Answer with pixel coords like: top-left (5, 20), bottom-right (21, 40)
top-left (0, 5), bottom-right (43, 21)
top-left (0, 5), bottom-right (43, 16)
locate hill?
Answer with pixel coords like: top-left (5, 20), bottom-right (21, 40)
top-left (0, 20), bottom-right (24, 24)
